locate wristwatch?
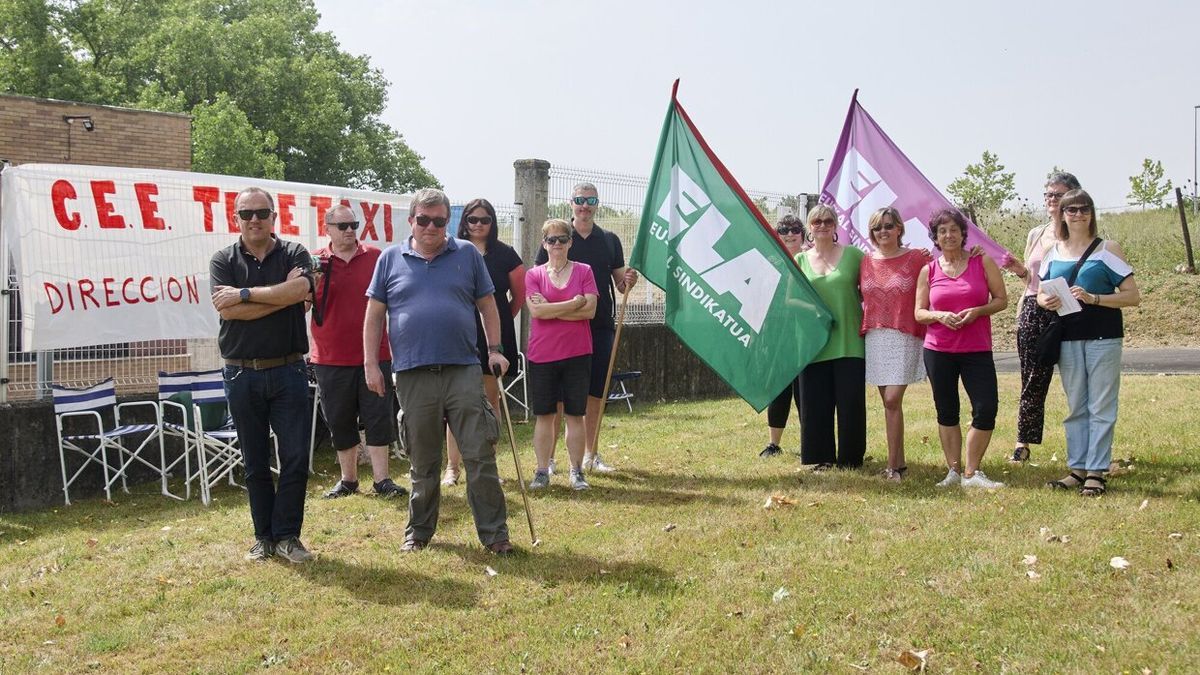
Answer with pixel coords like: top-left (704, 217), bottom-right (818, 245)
top-left (488, 345), bottom-right (502, 354)
top-left (239, 288), bottom-right (251, 303)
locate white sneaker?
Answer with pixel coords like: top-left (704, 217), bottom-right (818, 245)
top-left (961, 471), bottom-right (1005, 489)
top-left (569, 469), bottom-right (590, 491)
top-left (935, 468), bottom-right (961, 487)
top-left (547, 458), bottom-right (556, 476)
top-left (586, 453), bottom-right (616, 473)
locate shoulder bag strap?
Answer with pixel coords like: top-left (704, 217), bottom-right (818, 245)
top-left (1066, 237), bottom-right (1102, 287)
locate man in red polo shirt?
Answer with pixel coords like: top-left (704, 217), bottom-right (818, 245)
top-left (311, 205), bottom-right (407, 499)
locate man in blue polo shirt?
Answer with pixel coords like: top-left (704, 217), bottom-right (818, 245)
top-left (363, 188), bottom-right (514, 555)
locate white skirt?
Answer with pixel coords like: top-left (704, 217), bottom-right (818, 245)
top-left (864, 328), bottom-right (926, 386)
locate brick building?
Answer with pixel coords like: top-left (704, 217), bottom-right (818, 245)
top-left (0, 94), bottom-right (191, 169)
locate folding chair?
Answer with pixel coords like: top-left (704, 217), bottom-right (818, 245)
top-left (190, 369), bottom-right (244, 506)
top-left (607, 371), bottom-right (642, 413)
top-left (502, 351), bottom-right (530, 422)
top-left (53, 378), bottom-right (163, 505)
top-left (308, 381), bottom-right (321, 470)
top-left (157, 371), bottom-right (203, 500)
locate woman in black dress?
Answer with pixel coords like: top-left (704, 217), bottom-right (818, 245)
top-left (443, 198), bottom-right (526, 485)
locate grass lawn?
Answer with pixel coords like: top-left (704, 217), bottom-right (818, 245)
top-left (2, 373), bottom-right (1198, 673)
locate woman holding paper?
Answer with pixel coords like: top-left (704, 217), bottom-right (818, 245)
top-left (1002, 172), bottom-right (1082, 463)
top-left (859, 206), bottom-right (928, 482)
top-left (797, 204), bottom-right (866, 470)
top-left (760, 214), bottom-right (809, 457)
top-left (1038, 190), bottom-right (1140, 497)
top-left (915, 208), bottom-right (1008, 489)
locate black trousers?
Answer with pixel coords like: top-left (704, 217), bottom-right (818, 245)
top-left (923, 349), bottom-right (998, 431)
top-left (1014, 299), bottom-right (1056, 444)
top-left (799, 357), bottom-right (866, 466)
top-left (766, 376), bottom-right (802, 429)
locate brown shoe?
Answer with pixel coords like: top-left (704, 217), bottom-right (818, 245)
top-left (486, 540), bottom-right (515, 556)
top-left (401, 538), bottom-right (429, 553)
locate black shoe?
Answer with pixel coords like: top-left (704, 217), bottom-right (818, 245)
top-left (373, 478), bottom-right (408, 499)
top-left (1009, 446), bottom-right (1031, 463)
top-left (323, 480), bottom-right (359, 499)
top-left (759, 443), bottom-right (782, 458)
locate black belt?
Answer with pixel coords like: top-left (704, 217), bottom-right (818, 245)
top-left (225, 353), bottom-right (304, 370)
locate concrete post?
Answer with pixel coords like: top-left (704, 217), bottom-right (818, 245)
top-left (513, 159), bottom-right (550, 350)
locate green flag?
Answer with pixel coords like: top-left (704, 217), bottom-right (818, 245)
top-left (628, 83), bottom-right (833, 412)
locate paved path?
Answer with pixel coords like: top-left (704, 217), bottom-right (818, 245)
top-left (994, 348), bottom-right (1200, 374)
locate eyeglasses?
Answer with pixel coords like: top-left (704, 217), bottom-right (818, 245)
top-left (543, 234), bottom-right (571, 245)
top-left (572, 196), bottom-right (600, 206)
top-left (810, 217), bottom-right (837, 228)
top-left (331, 221), bottom-right (359, 231)
top-left (1063, 205), bottom-right (1092, 215)
top-left (776, 225), bottom-right (805, 235)
top-left (413, 215), bottom-right (449, 228)
top-left (237, 208), bottom-right (273, 221)
top-left (870, 222), bottom-right (898, 232)
top-left (1044, 192), bottom-right (1065, 200)
top-left (466, 216), bottom-right (493, 226)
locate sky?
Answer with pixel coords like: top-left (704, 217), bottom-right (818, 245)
top-left (313, 0), bottom-right (1200, 212)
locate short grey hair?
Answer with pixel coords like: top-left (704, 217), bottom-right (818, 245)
top-left (1045, 172), bottom-right (1081, 191)
top-left (410, 188), bottom-right (450, 215)
top-left (235, 186), bottom-right (274, 210)
top-left (324, 203), bottom-right (354, 224)
top-left (572, 182), bottom-right (598, 196)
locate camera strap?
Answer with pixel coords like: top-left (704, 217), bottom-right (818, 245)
top-left (311, 263), bottom-right (332, 327)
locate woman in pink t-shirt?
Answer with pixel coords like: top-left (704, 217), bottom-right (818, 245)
top-left (859, 206), bottom-right (929, 482)
top-left (915, 209), bottom-right (1008, 490)
top-left (525, 219), bottom-right (598, 491)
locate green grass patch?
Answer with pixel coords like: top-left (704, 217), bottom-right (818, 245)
top-left (2, 374), bottom-right (1198, 672)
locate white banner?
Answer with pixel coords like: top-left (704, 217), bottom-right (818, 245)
top-left (0, 163), bottom-right (411, 349)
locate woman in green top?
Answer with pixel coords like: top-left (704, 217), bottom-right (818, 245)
top-left (797, 204), bottom-right (866, 469)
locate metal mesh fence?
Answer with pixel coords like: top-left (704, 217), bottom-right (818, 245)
top-left (548, 165), bottom-right (794, 324)
top-left (2, 202), bottom-right (519, 402)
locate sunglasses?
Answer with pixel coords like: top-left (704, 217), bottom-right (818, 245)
top-left (330, 221), bottom-right (359, 231)
top-left (572, 196), bottom-right (600, 206)
top-left (1063, 205), bottom-right (1092, 215)
top-left (237, 208), bottom-right (273, 221)
top-left (776, 225), bottom-right (805, 235)
top-left (413, 215), bottom-right (449, 228)
top-left (466, 216), bottom-right (493, 226)
top-left (543, 234), bottom-right (571, 245)
top-left (810, 217), bottom-right (837, 228)
top-left (870, 222), bottom-right (898, 232)
top-left (1044, 192), bottom-right (1065, 200)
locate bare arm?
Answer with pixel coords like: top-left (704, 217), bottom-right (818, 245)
top-left (508, 265), bottom-right (527, 317)
top-left (476, 294), bottom-right (510, 376)
top-left (363, 299), bottom-right (387, 396)
top-left (558, 294), bottom-right (597, 320)
top-left (528, 293), bottom-right (593, 319)
top-left (212, 267), bottom-right (310, 310)
top-left (613, 266), bottom-right (638, 294)
top-left (914, 264), bottom-right (963, 330)
top-left (1070, 241), bottom-right (1141, 309)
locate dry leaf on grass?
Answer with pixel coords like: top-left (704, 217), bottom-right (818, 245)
top-left (896, 648), bottom-right (932, 671)
top-left (771, 587), bottom-right (790, 603)
top-left (485, 566), bottom-right (498, 577)
top-left (54, 615), bottom-right (65, 628)
top-left (663, 523), bottom-right (677, 532)
top-left (1166, 558), bottom-right (1174, 570)
top-left (1026, 570), bottom-right (1042, 580)
top-left (1139, 499), bottom-right (1149, 511)
top-left (1110, 556), bottom-right (1131, 570)
top-left (85, 538), bottom-right (97, 548)
top-left (1022, 554), bottom-right (1038, 566)
top-left (618, 634), bottom-right (631, 649)
top-left (1168, 532), bottom-right (1183, 540)
top-left (763, 494), bottom-right (797, 509)
top-left (790, 624), bottom-right (805, 639)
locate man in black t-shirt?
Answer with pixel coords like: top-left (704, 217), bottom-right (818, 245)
top-left (210, 187), bottom-right (315, 564)
top-left (535, 182), bottom-right (638, 472)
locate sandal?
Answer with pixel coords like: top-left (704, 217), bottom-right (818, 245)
top-left (1080, 475), bottom-right (1107, 497)
top-left (1009, 446), bottom-right (1031, 463)
top-left (1047, 472), bottom-right (1086, 490)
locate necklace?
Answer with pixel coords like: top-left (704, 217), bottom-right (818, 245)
top-left (550, 261), bottom-right (569, 275)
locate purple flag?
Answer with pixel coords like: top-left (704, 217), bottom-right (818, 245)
top-left (820, 90), bottom-right (1012, 262)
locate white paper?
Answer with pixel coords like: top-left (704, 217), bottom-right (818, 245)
top-left (1040, 277), bottom-right (1082, 316)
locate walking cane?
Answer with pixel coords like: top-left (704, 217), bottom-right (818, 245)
top-left (493, 363), bottom-right (538, 545)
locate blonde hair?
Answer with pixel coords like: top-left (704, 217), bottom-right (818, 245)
top-left (542, 218), bottom-right (571, 237)
top-left (807, 204), bottom-right (837, 226)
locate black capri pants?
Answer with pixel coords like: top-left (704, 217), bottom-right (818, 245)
top-left (923, 349), bottom-right (998, 431)
top-left (767, 376), bottom-right (802, 429)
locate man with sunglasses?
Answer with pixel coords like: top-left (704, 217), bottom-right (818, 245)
top-left (363, 188), bottom-right (514, 555)
top-left (210, 187), bottom-right (316, 563)
top-left (534, 182), bottom-right (638, 473)
top-left (309, 205), bottom-right (408, 502)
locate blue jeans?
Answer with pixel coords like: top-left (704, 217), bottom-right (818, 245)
top-left (1058, 339), bottom-right (1122, 472)
top-left (223, 361), bottom-right (311, 540)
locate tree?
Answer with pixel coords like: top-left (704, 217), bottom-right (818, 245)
top-left (0, 0), bottom-right (438, 192)
top-left (1126, 158), bottom-right (1172, 209)
top-left (946, 151), bottom-right (1018, 211)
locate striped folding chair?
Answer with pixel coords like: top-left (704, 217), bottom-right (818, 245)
top-left (190, 369), bottom-right (244, 506)
top-left (157, 371), bottom-right (200, 500)
top-left (53, 378), bottom-right (162, 505)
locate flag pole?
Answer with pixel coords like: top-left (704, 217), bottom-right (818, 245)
top-left (591, 283), bottom-right (631, 456)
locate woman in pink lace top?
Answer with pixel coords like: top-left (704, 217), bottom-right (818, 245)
top-left (858, 207), bottom-right (929, 482)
